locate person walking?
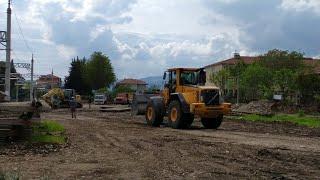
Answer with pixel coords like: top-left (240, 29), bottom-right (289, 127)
top-left (88, 95), bottom-right (92, 109)
top-left (70, 97), bottom-right (77, 119)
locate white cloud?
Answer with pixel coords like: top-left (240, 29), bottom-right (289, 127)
top-left (4, 0), bottom-right (320, 80)
top-left (57, 45), bottom-right (77, 59)
top-left (280, 0), bottom-right (320, 14)
top-left (111, 33), bottom-right (251, 78)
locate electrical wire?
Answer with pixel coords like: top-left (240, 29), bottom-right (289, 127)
top-left (12, 5), bottom-right (33, 54)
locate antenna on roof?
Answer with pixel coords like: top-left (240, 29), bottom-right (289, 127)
top-left (234, 50), bottom-right (240, 59)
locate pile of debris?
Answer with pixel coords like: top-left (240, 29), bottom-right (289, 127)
top-left (233, 100), bottom-right (275, 116)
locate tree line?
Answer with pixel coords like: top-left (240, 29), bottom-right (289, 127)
top-left (64, 52), bottom-right (116, 95)
top-left (211, 49), bottom-right (320, 105)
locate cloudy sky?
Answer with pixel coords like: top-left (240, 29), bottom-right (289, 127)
top-left (0, 0), bottom-right (319, 79)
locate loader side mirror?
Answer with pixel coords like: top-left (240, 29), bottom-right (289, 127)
top-left (163, 72), bottom-right (167, 80)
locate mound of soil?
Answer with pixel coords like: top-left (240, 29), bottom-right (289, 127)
top-left (233, 100), bottom-right (275, 115)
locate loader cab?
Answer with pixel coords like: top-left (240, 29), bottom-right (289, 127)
top-left (163, 68), bottom-right (206, 91)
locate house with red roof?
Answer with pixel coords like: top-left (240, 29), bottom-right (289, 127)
top-left (116, 78), bottom-right (147, 93)
top-left (204, 53), bottom-right (320, 101)
top-left (204, 53), bottom-right (320, 84)
top-left (204, 53), bottom-right (260, 85)
top-left (36, 74), bottom-right (62, 89)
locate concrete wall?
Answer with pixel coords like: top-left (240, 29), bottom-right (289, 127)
top-left (126, 84), bottom-right (147, 93)
top-left (205, 64), bottom-right (223, 86)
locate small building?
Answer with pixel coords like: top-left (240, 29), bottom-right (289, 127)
top-left (204, 53), bottom-right (320, 82)
top-left (204, 53), bottom-right (320, 102)
top-left (204, 53), bottom-right (260, 85)
top-left (36, 74), bottom-right (62, 89)
top-left (116, 79), bottom-right (147, 93)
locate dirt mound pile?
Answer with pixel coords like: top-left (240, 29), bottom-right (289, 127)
top-left (233, 100), bottom-right (275, 115)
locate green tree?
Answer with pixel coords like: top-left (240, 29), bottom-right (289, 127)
top-left (237, 49), bottom-right (314, 103)
top-left (210, 68), bottom-right (230, 96)
top-left (260, 49), bottom-right (305, 71)
top-left (297, 74), bottom-right (320, 104)
top-left (64, 57), bottom-right (89, 95)
top-left (86, 52), bottom-right (116, 90)
top-left (240, 63), bottom-right (272, 102)
top-left (228, 59), bottom-right (247, 77)
top-left (260, 49), bottom-right (306, 102)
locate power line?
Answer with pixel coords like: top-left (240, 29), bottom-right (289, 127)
top-left (12, 4), bottom-right (33, 54)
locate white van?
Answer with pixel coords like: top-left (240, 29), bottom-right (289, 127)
top-left (94, 94), bottom-right (107, 105)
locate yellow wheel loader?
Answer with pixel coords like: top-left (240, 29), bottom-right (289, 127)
top-left (132, 68), bottom-right (231, 129)
top-left (42, 88), bottom-right (82, 109)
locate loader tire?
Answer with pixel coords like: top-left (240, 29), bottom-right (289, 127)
top-left (183, 114), bottom-right (194, 128)
top-left (168, 100), bottom-right (191, 129)
top-left (145, 101), bottom-right (163, 127)
top-left (201, 114), bottom-right (223, 129)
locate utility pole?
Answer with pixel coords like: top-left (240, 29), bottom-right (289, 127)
top-left (4, 0), bottom-right (11, 101)
top-left (30, 54), bottom-right (34, 101)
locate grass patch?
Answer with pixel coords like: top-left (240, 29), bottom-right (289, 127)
top-left (241, 114), bottom-right (320, 128)
top-left (31, 135), bottom-right (65, 144)
top-left (32, 120), bottom-right (65, 133)
top-left (31, 120), bottom-right (66, 144)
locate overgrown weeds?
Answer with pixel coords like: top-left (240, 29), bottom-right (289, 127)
top-left (240, 114), bottom-right (320, 128)
top-left (31, 120), bottom-right (66, 144)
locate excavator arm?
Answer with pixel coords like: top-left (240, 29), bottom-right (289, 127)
top-left (42, 88), bottom-right (65, 108)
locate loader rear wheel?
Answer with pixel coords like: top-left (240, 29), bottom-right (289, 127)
top-left (168, 101), bottom-right (191, 129)
top-left (145, 101), bottom-right (163, 127)
top-left (201, 115), bottom-right (223, 129)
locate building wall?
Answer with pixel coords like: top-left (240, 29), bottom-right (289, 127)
top-left (36, 77), bottom-right (62, 89)
top-left (120, 84), bottom-right (146, 93)
top-left (137, 84), bottom-right (147, 93)
top-left (128, 84), bottom-right (137, 91)
top-left (205, 64), bottom-right (223, 86)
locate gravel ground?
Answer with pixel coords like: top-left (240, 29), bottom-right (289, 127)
top-left (0, 105), bottom-right (319, 179)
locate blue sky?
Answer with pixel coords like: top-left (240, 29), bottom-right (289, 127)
top-left (0, 0), bottom-right (319, 79)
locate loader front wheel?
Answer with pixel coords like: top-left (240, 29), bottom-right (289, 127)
top-left (201, 115), bottom-right (223, 129)
top-left (145, 101), bottom-right (163, 127)
top-left (168, 101), bottom-right (186, 129)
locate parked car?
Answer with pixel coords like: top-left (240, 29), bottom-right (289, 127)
top-left (94, 94), bottom-right (107, 105)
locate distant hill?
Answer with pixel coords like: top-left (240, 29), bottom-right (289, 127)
top-left (140, 76), bottom-right (163, 89)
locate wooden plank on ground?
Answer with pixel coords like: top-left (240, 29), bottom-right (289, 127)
top-left (100, 107), bottom-right (131, 113)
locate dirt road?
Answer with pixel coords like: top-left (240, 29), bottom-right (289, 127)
top-left (1, 107), bottom-right (320, 179)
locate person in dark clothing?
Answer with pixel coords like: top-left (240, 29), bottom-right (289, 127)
top-left (69, 97), bottom-right (77, 119)
top-left (88, 95), bottom-right (92, 109)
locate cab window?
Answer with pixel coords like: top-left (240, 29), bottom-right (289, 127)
top-left (180, 71), bottom-right (197, 85)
